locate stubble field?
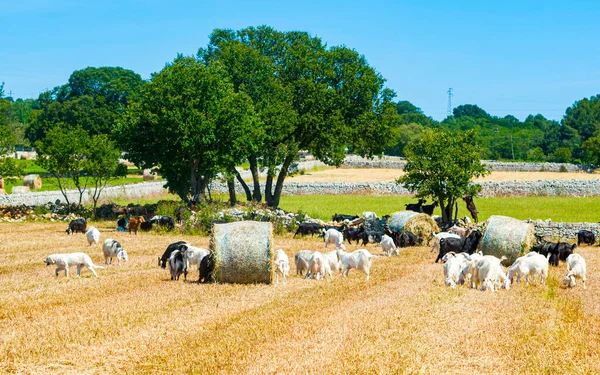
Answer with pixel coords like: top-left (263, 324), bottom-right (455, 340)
top-left (1, 222), bottom-right (599, 374)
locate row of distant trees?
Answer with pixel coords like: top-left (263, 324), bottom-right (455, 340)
top-left (1, 25), bottom-right (600, 210)
top-left (387, 100), bottom-right (600, 165)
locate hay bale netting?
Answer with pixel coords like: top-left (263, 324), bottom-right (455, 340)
top-left (388, 211), bottom-right (440, 245)
top-left (210, 221), bottom-right (274, 284)
top-left (479, 215), bottom-right (535, 265)
top-left (23, 174), bottom-right (42, 189)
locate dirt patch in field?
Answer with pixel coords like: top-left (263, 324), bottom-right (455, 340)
top-left (289, 168), bottom-right (600, 183)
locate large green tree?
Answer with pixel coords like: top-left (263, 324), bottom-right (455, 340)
top-left (562, 95), bottom-right (600, 142)
top-left (117, 55), bottom-right (261, 203)
top-left (35, 126), bottom-right (90, 207)
top-left (200, 26), bottom-right (398, 208)
top-left (27, 67), bottom-right (144, 143)
top-left (85, 134), bottom-right (121, 218)
top-left (397, 129), bottom-right (489, 224)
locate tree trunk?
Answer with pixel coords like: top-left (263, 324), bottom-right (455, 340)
top-left (267, 154), bottom-right (295, 209)
top-left (227, 179), bottom-right (237, 206)
top-left (55, 174), bottom-right (71, 212)
top-left (248, 155), bottom-right (262, 202)
top-left (265, 173), bottom-right (274, 207)
top-left (234, 169), bottom-right (253, 201)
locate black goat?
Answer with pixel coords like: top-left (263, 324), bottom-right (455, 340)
top-left (198, 252), bottom-right (217, 283)
top-left (294, 223), bottom-right (323, 238)
top-left (332, 213), bottom-right (359, 222)
top-left (66, 218), bottom-right (87, 235)
top-left (421, 202), bottom-right (438, 216)
top-left (577, 230), bottom-right (595, 246)
top-left (436, 230), bottom-right (482, 263)
top-left (362, 230), bottom-right (383, 246)
top-left (344, 226), bottom-right (364, 245)
top-left (399, 231), bottom-right (420, 247)
top-left (463, 196), bottom-right (479, 223)
top-left (405, 199), bottom-right (426, 213)
top-left (158, 241), bottom-right (188, 269)
top-left (168, 249), bottom-right (187, 281)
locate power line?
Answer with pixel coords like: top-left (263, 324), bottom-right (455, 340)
top-left (447, 87), bottom-right (453, 117)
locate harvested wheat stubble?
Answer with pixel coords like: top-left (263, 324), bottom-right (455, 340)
top-left (479, 215), bottom-right (535, 265)
top-left (388, 211), bottom-right (440, 245)
top-left (210, 221), bottom-right (274, 284)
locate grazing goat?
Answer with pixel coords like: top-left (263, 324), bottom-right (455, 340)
top-left (549, 242), bottom-right (577, 267)
top-left (323, 228), bottom-right (345, 249)
top-left (435, 230), bottom-right (482, 263)
top-left (362, 211), bottom-right (378, 220)
top-left (128, 216), bottom-right (145, 235)
top-left (294, 250), bottom-right (313, 277)
top-left (158, 241), bottom-right (189, 268)
top-left (86, 226), bottom-right (100, 246)
top-left (421, 201), bottom-right (438, 216)
top-left (181, 245), bottom-right (209, 275)
top-left (463, 195), bottom-right (479, 222)
top-left (458, 252), bottom-right (483, 286)
top-left (398, 231), bottom-right (420, 247)
top-left (294, 222), bottom-right (323, 238)
top-left (150, 215), bottom-right (175, 230)
top-left (305, 251), bottom-right (329, 280)
top-left (343, 226), bottom-right (364, 245)
top-left (336, 248), bottom-right (376, 281)
top-left (378, 234), bottom-right (398, 256)
top-left (168, 250), bottom-right (187, 281)
top-left (431, 232), bottom-right (461, 253)
top-left (198, 252), bottom-right (216, 283)
top-left (472, 255), bottom-right (510, 292)
top-left (324, 250), bottom-right (342, 274)
top-left (577, 230), bottom-right (595, 246)
top-left (442, 252), bottom-right (471, 287)
top-left (274, 249), bottom-right (291, 284)
top-left (361, 230), bottom-right (383, 246)
top-left (66, 218), bottom-right (87, 235)
top-left (332, 213), bottom-right (359, 222)
top-left (563, 253), bottom-right (587, 289)
top-left (507, 252), bottom-right (549, 286)
top-left (405, 199), bottom-right (426, 213)
top-left (102, 238), bottom-right (128, 266)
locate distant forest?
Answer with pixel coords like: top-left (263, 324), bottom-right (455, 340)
top-left (387, 98), bottom-right (600, 164)
top-left (1, 80), bottom-right (600, 165)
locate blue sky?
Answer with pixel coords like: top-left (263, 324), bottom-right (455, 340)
top-left (1, 0), bottom-right (598, 121)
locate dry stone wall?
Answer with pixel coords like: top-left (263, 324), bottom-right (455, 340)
top-left (527, 219), bottom-right (600, 243)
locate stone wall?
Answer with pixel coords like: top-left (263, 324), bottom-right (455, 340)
top-left (0, 181), bottom-right (166, 206)
top-left (209, 179), bottom-right (600, 198)
top-left (528, 219), bottom-right (600, 243)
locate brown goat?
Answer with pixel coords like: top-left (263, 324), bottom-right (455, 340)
top-left (128, 216), bottom-right (145, 235)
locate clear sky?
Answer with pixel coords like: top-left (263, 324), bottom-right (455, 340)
top-left (1, 0), bottom-right (598, 121)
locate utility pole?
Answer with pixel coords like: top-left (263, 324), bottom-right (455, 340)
top-left (447, 88), bottom-right (453, 117)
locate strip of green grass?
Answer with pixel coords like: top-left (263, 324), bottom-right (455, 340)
top-left (277, 195), bottom-right (600, 223)
top-left (3, 176), bottom-right (155, 194)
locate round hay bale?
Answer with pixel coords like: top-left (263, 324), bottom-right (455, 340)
top-left (388, 211), bottom-right (440, 245)
top-left (479, 215), bottom-right (535, 265)
top-left (23, 174), bottom-right (42, 189)
top-left (210, 221), bottom-right (274, 284)
top-left (12, 186), bottom-right (30, 194)
top-left (143, 169), bottom-right (156, 181)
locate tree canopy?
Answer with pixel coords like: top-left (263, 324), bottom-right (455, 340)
top-left (397, 129), bottom-right (489, 224)
top-left (117, 55), bottom-right (260, 203)
top-left (200, 25), bottom-right (398, 207)
top-left (26, 67), bottom-right (144, 143)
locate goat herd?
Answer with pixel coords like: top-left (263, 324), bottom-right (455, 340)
top-left (48, 208), bottom-right (593, 292)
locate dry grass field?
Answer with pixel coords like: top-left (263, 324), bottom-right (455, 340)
top-left (288, 168), bottom-right (600, 183)
top-left (1, 222), bottom-right (599, 374)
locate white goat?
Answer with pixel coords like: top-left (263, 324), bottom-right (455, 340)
top-left (323, 228), bottom-right (345, 249)
top-left (181, 245), bottom-right (209, 274)
top-left (362, 211), bottom-right (378, 220)
top-left (458, 252), bottom-right (483, 286)
top-left (274, 249), bottom-right (291, 284)
top-left (563, 253), bottom-right (587, 289)
top-left (473, 255), bottom-right (510, 292)
top-left (336, 248), bottom-right (375, 281)
top-left (306, 251), bottom-right (331, 280)
top-left (378, 234), bottom-right (398, 256)
top-left (442, 252), bottom-right (470, 288)
top-left (294, 250), bottom-right (313, 276)
top-left (430, 232), bottom-right (461, 253)
top-left (324, 250), bottom-right (342, 275)
top-left (507, 252), bottom-right (549, 286)
top-left (102, 238), bottom-right (128, 266)
top-left (86, 226), bottom-right (101, 246)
